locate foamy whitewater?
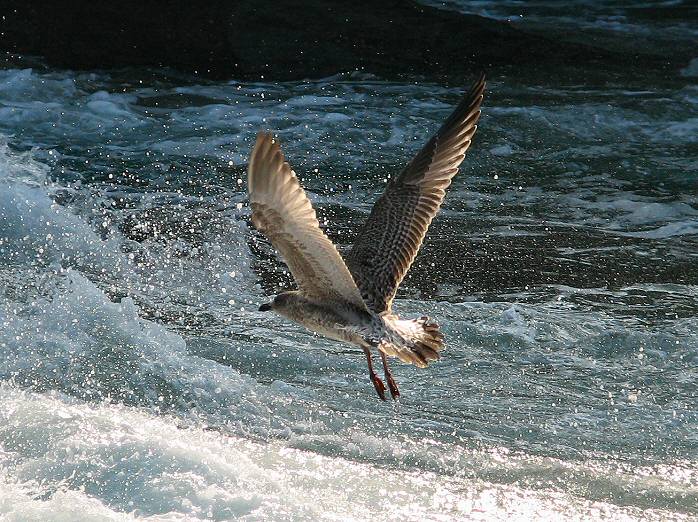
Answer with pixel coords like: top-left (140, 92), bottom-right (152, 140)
top-left (1, 9), bottom-right (697, 520)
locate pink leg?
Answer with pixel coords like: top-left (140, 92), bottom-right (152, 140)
top-left (363, 347), bottom-right (386, 400)
top-left (380, 351), bottom-right (400, 400)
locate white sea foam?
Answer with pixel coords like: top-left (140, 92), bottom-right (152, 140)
top-left (0, 152), bottom-right (130, 276)
top-left (557, 193), bottom-right (698, 236)
top-left (681, 57), bottom-right (698, 77)
top-left (1, 386), bottom-right (694, 521)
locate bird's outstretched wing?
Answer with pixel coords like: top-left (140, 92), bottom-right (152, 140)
top-left (346, 74), bottom-right (485, 313)
top-left (248, 132), bottom-right (368, 310)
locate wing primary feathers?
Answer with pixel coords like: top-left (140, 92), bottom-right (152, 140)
top-left (346, 74), bottom-right (486, 313)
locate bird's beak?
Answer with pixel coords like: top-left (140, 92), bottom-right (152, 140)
top-left (258, 302), bottom-right (272, 312)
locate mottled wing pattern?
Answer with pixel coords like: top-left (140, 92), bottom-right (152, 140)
top-left (248, 132), bottom-right (368, 310)
top-left (346, 74), bottom-right (485, 313)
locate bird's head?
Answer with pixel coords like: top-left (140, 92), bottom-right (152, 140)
top-left (258, 292), bottom-right (298, 314)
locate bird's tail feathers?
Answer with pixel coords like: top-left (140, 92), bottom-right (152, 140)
top-left (379, 315), bottom-right (444, 368)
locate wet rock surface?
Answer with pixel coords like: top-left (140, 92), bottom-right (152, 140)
top-left (1, 0), bottom-right (691, 81)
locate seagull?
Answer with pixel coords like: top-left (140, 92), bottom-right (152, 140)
top-left (248, 74), bottom-right (485, 400)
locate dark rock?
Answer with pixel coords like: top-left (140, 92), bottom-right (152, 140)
top-left (0, 0), bottom-right (689, 81)
top-left (0, 1), bottom-right (233, 76)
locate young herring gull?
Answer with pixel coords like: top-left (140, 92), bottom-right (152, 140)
top-left (248, 74), bottom-right (485, 400)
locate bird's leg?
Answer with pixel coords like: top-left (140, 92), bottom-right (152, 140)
top-left (380, 351), bottom-right (400, 400)
top-left (363, 347), bottom-right (386, 400)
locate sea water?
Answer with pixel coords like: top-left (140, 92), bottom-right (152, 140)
top-left (1, 14), bottom-right (697, 521)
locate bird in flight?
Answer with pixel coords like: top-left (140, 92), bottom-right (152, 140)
top-left (248, 74), bottom-right (485, 400)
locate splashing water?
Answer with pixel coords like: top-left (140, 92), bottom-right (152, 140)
top-left (0, 42), bottom-right (697, 522)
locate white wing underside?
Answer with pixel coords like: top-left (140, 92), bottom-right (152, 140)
top-left (248, 132), bottom-right (368, 310)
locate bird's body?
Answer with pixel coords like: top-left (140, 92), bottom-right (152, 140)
top-left (248, 74), bottom-right (485, 399)
top-left (268, 291), bottom-right (441, 357)
top-left (268, 291), bottom-right (378, 347)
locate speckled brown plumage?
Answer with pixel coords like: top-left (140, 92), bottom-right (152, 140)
top-left (346, 73), bottom-right (485, 313)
